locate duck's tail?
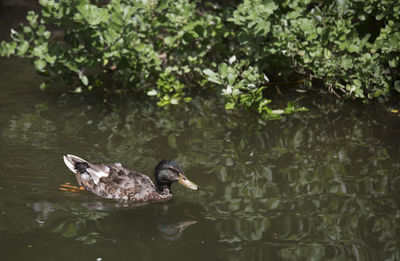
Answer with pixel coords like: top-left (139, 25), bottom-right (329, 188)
top-left (63, 154), bottom-right (110, 185)
top-left (63, 154), bottom-right (87, 174)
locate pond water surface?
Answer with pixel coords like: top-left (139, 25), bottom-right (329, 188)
top-left (0, 57), bottom-right (399, 261)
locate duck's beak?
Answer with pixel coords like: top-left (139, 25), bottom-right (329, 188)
top-left (178, 173), bottom-right (199, 190)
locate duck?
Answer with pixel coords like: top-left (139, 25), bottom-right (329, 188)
top-left (62, 154), bottom-right (199, 203)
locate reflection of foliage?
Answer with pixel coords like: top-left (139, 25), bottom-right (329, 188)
top-left (0, 200), bottom-right (109, 245)
top-left (2, 94), bottom-right (400, 259)
top-left (43, 203), bottom-right (108, 245)
top-left (6, 109), bottom-right (56, 149)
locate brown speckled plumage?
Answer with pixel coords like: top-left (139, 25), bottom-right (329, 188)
top-left (63, 154), bottom-right (198, 203)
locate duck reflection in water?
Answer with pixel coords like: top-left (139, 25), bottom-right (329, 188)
top-left (156, 204), bottom-right (197, 241)
top-left (80, 200), bottom-right (198, 241)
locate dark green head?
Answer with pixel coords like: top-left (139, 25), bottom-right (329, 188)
top-left (154, 160), bottom-right (199, 194)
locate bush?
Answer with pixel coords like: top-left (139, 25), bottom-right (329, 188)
top-left (1, 0), bottom-right (224, 104)
top-left (1, 0), bottom-right (399, 118)
top-left (224, 0), bottom-right (400, 101)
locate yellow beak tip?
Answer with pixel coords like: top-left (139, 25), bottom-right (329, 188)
top-left (178, 174), bottom-right (199, 191)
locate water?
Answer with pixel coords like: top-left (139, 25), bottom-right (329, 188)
top-left (0, 56), bottom-right (400, 260)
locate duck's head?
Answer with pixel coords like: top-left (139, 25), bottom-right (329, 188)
top-left (154, 160), bottom-right (199, 194)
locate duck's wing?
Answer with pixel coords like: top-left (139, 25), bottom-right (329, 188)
top-left (98, 165), bottom-right (169, 202)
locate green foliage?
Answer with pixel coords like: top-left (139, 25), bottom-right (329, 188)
top-left (204, 57), bottom-right (307, 118)
top-left (228, 0), bottom-right (400, 101)
top-left (1, 0), bottom-right (223, 102)
top-left (1, 0), bottom-right (399, 117)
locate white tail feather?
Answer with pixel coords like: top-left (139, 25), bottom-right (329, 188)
top-left (63, 155), bottom-right (77, 173)
top-left (67, 154), bottom-right (87, 162)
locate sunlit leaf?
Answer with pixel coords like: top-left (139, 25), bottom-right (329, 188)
top-left (147, 89), bottom-right (158, 96)
top-left (81, 75), bottom-right (89, 86)
top-left (17, 41), bottom-right (29, 55)
top-left (203, 69), bottom-right (216, 77)
top-left (228, 55), bottom-right (236, 64)
top-left (218, 63), bottom-right (228, 79)
top-left (225, 102), bottom-right (235, 110)
top-left (34, 59), bottom-right (46, 71)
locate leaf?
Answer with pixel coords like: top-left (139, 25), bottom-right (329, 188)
top-left (183, 97), bottom-right (192, 103)
top-left (340, 57), bottom-right (353, 69)
top-left (394, 81), bottom-right (400, 93)
top-left (297, 50), bottom-right (306, 56)
top-left (17, 41), bottom-right (29, 55)
top-left (208, 76), bottom-right (222, 85)
top-left (76, 4), bottom-right (110, 26)
top-left (65, 62), bottom-right (79, 72)
top-left (347, 43), bottom-right (359, 53)
top-left (222, 85), bottom-right (232, 95)
top-left (228, 55), bottom-right (236, 64)
top-left (218, 63), bottom-right (228, 79)
top-left (337, 0), bottom-right (349, 16)
top-left (225, 102), bottom-right (235, 110)
top-left (203, 68), bottom-right (222, 84)
top-left (81, 75), bottom-right (89, 86)
top-left (170, 98), bottom-right (179, 105)
top-left (227, 73), bottom-right (236, 85)
top-left (43, 31), bottom-right (51, 39)
top-left (0, 42), bottom-right (16, 56)
top-left (10, 29), bottom-right (19, 41)
top-left (389, 59), bottom-right (397, 68)
top-left (40, 82), bottom-right (48, 90)
top-left (33, 44), bottom-right (48, 57)
top-left (271, 109), bottom-right (284, 115)
top-left (263, 74), bottom-right (270, 83)
top-left (164, 36), bottom-right (174, 46)
top-left (147, 89), bottom-right (158, 96)
top-left (45, 55), bottom-right (56, 64)
top-left (34, 59), bottom-right (46, 71)
top-left (297, 18), bottom-right (314, 34)
top-left (359, 33), bottom-right (371, 48)
top-left (203, 69), bottom-right (216, 77)
top-left (26, 11), bottom-right (38, 25)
